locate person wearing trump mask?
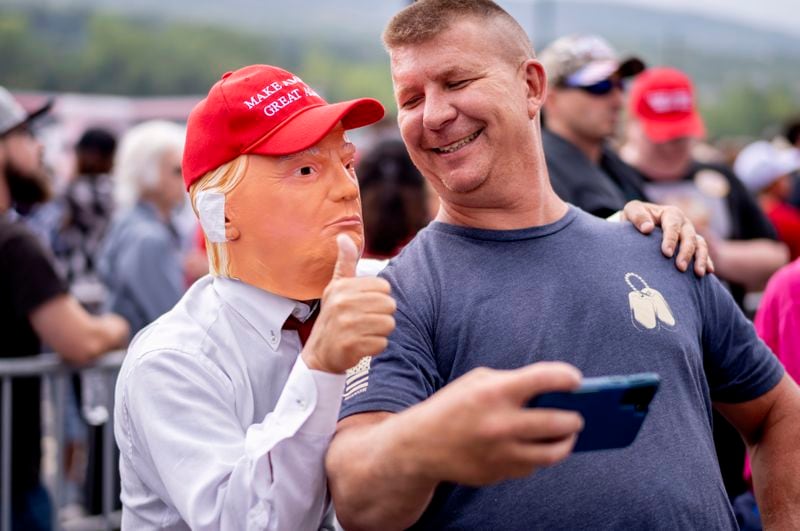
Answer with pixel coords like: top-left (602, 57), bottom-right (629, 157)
top-left (113, 65), bottom-right (393, 530)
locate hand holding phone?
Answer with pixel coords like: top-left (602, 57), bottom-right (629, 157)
top-left (528, 372), bottom-right (660, 452)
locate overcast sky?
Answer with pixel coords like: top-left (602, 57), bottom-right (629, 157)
top-left (502, 0), bottom-right (800, 36)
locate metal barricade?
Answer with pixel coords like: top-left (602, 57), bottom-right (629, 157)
top-left (0, 350), bottom-right (125, 531)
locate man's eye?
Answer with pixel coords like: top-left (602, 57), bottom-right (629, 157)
top-left (299, 166), bottom-right (315, 176)
top-left (448, 79), bottom-right (471, 89)
top-left (402, 96), bottom-right (422, 109)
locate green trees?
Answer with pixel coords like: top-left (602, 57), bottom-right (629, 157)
top-left (2, 6), bottom-right (797, 137)
top-left (0, 7), bottom-right (393, 105)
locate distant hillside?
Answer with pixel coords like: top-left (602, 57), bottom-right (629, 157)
top-left (9, 0), bottom-right (800, 78)
top-left (3, 0), bottom-right (799, 136)
top-left (11, 0), bottom-right (800, 56)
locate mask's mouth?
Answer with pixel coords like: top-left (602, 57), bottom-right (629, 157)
top-left (432, 128), bottom-right (483, 154)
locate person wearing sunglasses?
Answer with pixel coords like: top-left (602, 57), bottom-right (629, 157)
top-left (539, 34), bottom-right (650, 218)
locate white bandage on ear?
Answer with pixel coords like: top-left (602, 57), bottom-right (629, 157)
top-left (196, 191), bottom-right (227, 243)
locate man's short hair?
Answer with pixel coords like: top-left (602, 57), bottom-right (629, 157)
top-left (383, 0), bottom-right (533, 60)
top-left (76, 127), bottom-right (117, 158)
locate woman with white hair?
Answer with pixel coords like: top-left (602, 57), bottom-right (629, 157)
top-left (98, 120), bottom-right (187, 335)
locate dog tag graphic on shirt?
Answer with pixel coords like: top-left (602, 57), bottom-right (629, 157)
top-left (626, 273), bottom-right (676, 331)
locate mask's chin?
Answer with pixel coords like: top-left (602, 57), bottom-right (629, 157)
top-left (228, 243), bottom-right (339, 302)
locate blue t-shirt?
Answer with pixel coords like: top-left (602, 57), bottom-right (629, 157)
top-left (340, 206), bottom-right (783, 530)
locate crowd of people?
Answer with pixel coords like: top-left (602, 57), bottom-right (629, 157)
top-left (1, 0), bottom-right (799, 529)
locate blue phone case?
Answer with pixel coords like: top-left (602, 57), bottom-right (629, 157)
top-left (528, 373), bottom-right (660, 452)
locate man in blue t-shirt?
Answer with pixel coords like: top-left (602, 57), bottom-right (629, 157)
top-left (325, 2), bottom-right (800, 530)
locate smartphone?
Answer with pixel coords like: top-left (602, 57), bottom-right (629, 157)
top-left (528, 372), bottom-right (660, 452)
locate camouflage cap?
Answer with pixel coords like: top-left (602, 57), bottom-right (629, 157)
top-left (539, 34), bottom-right (645, 87)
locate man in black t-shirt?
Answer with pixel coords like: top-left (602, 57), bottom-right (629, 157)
top-left (539, 34), bottom-right (648, 218)
top-left (0, 86), bottom-right (128, 530)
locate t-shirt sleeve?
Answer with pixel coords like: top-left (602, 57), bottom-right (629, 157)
top-left (700, 273), bottom-right (784, 403)
top-left (2, 225), bottom-right (67, 318)
top-left (339, 261), bottom-right (443, 420)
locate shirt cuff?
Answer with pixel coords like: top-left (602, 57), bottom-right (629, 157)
top-left (606, 211), bottom-right (623, 223)
top-left (299, 358), bottom-right (346, 436)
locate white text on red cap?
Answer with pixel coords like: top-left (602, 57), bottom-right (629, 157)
top-left (242, 75), bottom-right (320, 116)
top-left (645, 89), bottom-right (692, 114)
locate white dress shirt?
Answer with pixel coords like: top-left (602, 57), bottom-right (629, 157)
top-left (114, 265), bottom-right (382, 531)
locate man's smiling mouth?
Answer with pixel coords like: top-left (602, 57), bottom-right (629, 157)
top-left (432, 129), bottom-right (483, 154)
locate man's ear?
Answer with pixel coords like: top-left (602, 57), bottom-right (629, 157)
top-left (524, 60), bottom-right (548, 119)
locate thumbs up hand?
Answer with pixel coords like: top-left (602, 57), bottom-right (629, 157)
top-left (331, 233), bottom-right (359, 280)
top-left (302, 234), bottom-right (396, 374)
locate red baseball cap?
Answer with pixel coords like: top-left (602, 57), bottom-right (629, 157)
top-left (628, 67), bottom-right (706, 143)
top-left (183, 64), bottom-right (385, 189)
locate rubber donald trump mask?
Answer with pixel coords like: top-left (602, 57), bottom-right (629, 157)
top-left (182, 65), bottom-right (384, 300)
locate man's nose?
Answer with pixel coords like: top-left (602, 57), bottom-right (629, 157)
top-left (422, 91), bottom-right (457, 131)
top-left (609, 86), bottom-right (625, 107)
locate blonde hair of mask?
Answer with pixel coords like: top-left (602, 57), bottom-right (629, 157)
top-left (188, 155), bottom-right (249, 277)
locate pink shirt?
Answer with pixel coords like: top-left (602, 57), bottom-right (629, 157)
top-left (744, 258), bottom-right (800, 482)
top-left (755, 258), bottom-right (800, 379)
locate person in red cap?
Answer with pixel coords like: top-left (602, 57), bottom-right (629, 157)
top-left (113, 64), bottom-right (396, 530)
top-left (620, 66), bottom-right (790, 502)
top-left (620, 67), bottom-right (788, 309)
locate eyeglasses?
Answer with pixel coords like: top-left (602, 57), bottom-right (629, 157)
top-left (564, 77), bottom-right (626, 96)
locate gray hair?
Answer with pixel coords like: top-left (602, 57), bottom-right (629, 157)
top-left (114, 120), bottom-right (185, 209)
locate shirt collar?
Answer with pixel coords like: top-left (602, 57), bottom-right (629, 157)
top-left (212, 276), bottom-right (315, 351)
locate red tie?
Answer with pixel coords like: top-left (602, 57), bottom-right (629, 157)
top-left (282, 309), bottom-right (318, 346)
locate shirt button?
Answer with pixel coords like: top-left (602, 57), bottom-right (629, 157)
top-left (296, 398), bottom-right (307, 409)
top-left (292, 308), bottom-right (302, 317)
top-left (269, 330), bottom-right (278, 345)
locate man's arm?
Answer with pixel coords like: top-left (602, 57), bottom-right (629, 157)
top-left (30, 294), bottom-right (129, 365)
top-left (715, 375), bottom-right (800, 530)
top-left (326, 363), bottom-right (584, 531)
top-left (705, 237), bottom-right (789, 292)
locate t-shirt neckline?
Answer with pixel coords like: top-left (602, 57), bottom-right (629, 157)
top-left (428, 205), bottom-right (579, 242)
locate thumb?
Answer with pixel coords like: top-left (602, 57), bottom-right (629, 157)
top-left (331, 233), bottom-right (358, 280)
top-left (503, 362), bottom-right (583, 404)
